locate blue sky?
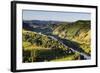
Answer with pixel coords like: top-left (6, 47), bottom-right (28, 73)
top-left (23, 10), bottom-right (91, 22)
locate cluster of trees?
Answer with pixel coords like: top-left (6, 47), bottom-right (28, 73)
top-left (23, 48), bottom-right (76, 62)
top-left (22, 30), bottom-right (68, 50)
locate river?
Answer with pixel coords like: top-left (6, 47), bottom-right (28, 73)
top-left (31, 27), bottom-right (91, 60)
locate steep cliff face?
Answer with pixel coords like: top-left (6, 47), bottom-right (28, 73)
top-left (53, 20), bottom-right (91, 55)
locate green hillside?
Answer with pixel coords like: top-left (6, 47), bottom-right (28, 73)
top-left (53, 20), bottom-right (91, 55)
top-left (22, 30), bottom-right (80, 62)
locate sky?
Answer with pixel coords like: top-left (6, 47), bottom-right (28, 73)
top-left (23, 10), bottom-right (91, 22)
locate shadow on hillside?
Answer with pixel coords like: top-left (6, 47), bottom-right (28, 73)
top-left (60, 38), bottom-right (86, 54)
top-left (22, 48), bottom-right (76, 62)
top-left (48, 34), bottom-right (86, 54)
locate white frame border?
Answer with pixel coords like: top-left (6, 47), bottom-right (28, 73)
top-left (16, 3), bottom-right (96, 70)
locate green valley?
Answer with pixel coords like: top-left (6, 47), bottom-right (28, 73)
top-left (22, 20), bottom-right (91, 63)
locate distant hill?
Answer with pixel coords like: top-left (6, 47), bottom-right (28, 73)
top-left (23, 20), bottom-right (68, 29)
top-left (23, 20), bottom-right (64, 29)
top-left (23, 20), bottom-right (68, 34)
